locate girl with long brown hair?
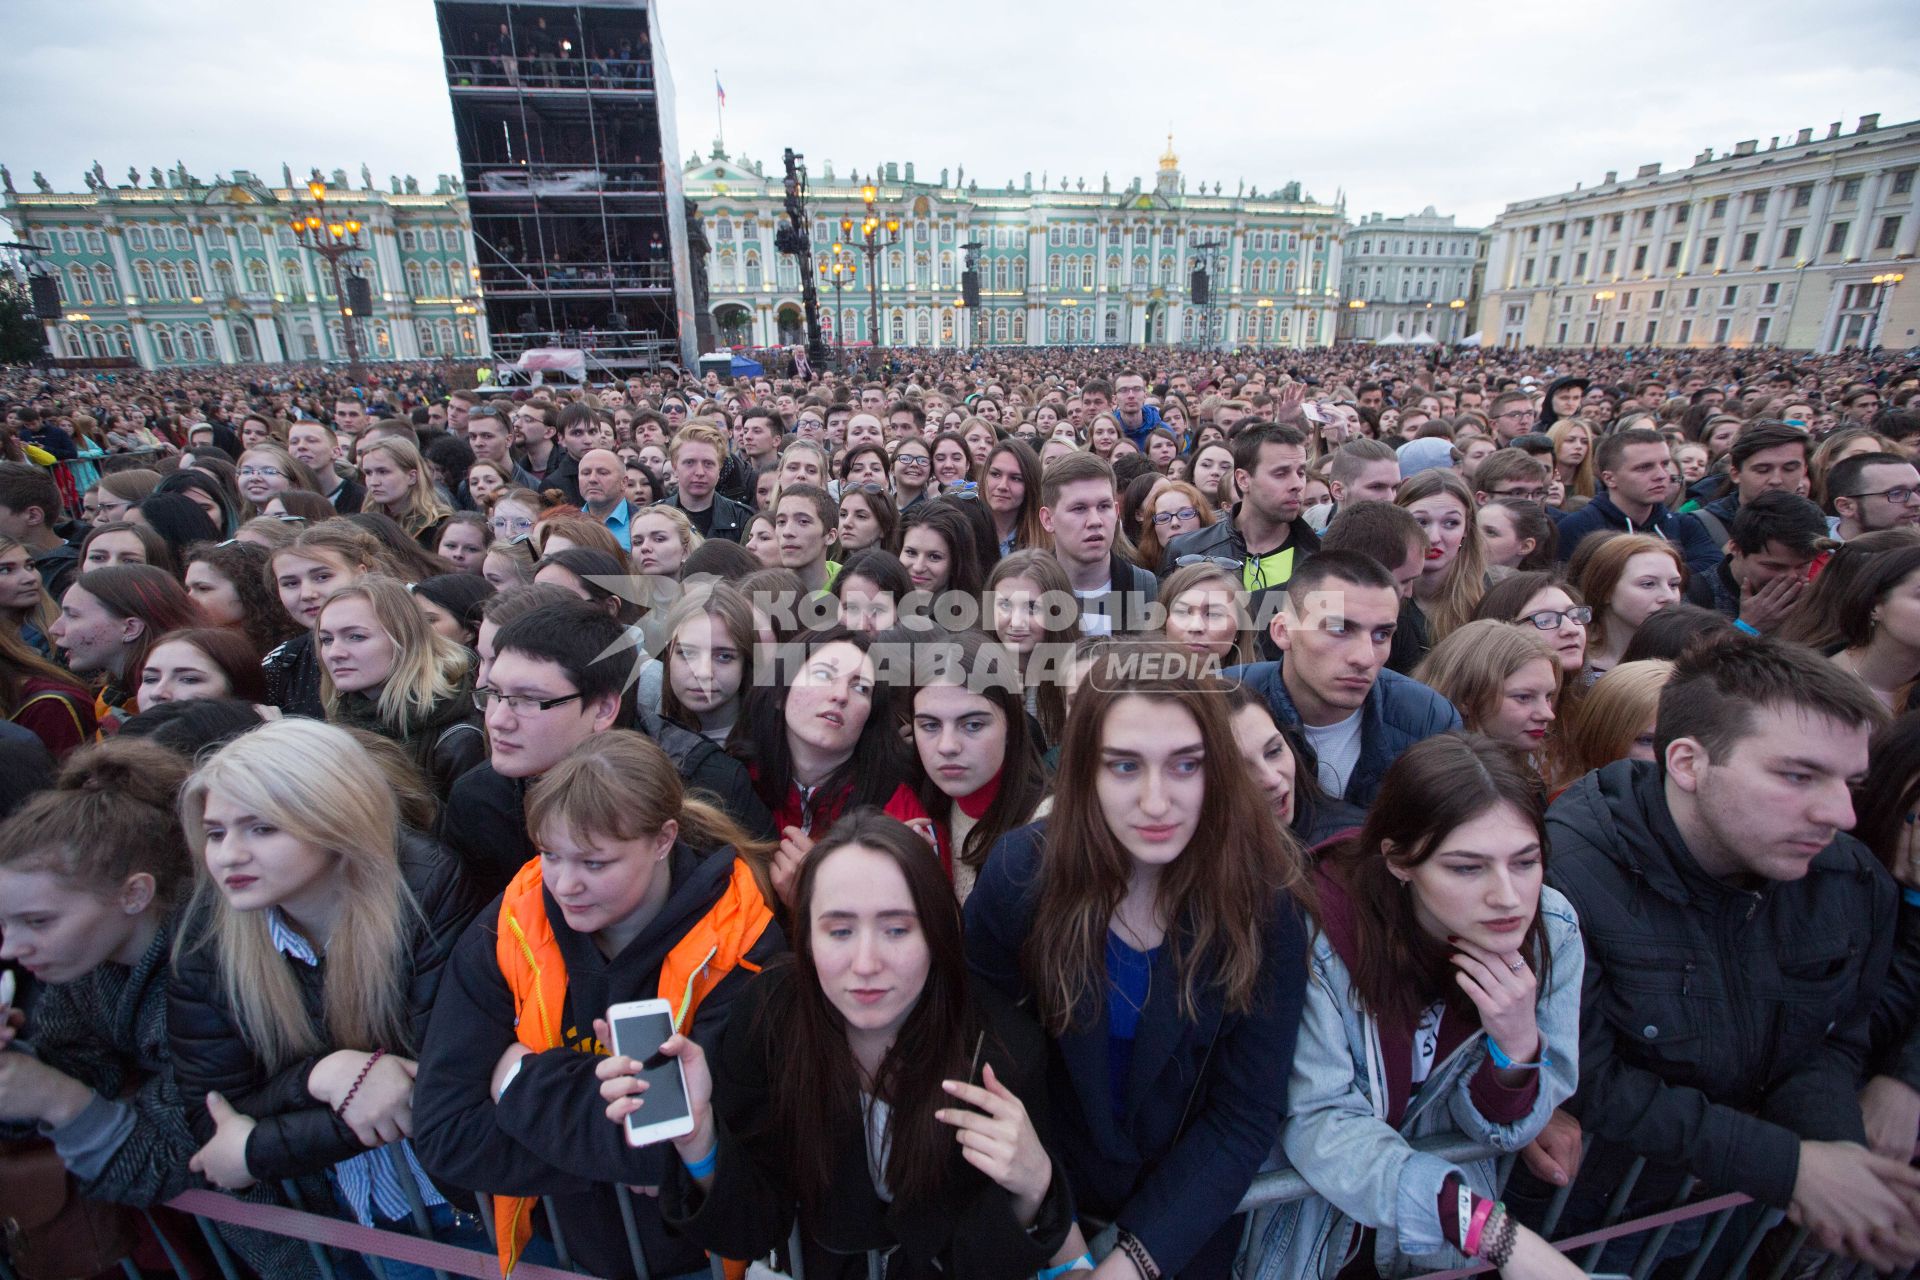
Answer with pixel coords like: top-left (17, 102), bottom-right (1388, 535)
top-left (964, 648), bottom-right (1312, 1278)
top-left (595, 809), bottom-right (1084, 1279)
top-left (1247, 734), bottom-right (1582, 1280)
top-left (986, 550), bottom-right (1081, 747)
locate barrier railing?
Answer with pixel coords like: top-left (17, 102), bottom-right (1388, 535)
top-left (1, 1136), bottom-right (1899, 1280)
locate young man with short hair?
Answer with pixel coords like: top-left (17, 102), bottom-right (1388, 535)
top-left (1553, 427), bottom-right (1679, 560)
top-left (1225, 549), bottom-right (1460, 806)
top-left (1306, 438), bottom-right (1401, 532)
top-left (286, 419), bottom-right (365, 513)
top-left (447, 389), bottom-right (478, 437)
top-left (1674, 421), bottom-right (1811, 572)
top-left (1320, 502), bottom-right (1434, 674)
top-left (1038, 452), bottom-right (1156, 635)
top-left (1488, 390), bottom-right (1539, 445)
top-left (513, 402), bottom-right (577, 500)
top-left (442, 602), bottom-right (770, 896)
top-left (1526, 637), bottom-right (1920, 1273)
top-left (1472, 449), bottom-right (1550, 507)
top-left (1111, 368), bottom-right (1164, 449)
top-left (1079, 379), bottom-right (1113, 421)
top-left (1683, 490), bottom-right (1825, 632)
top-left (666, 422), bottom-right (750, 543)
top-left (331, 395), bottom-right (369, 445)
top-left (0, 462), bottom-right (79, 595)
top-left (772, 483), bottom-right (838, 594)
top-left (1827, 451), bottom-right (1920, 541)
top-left (1162, 421), bottom-right (1320, 650)
top-left (459, 408), bottom-right (540, 506)
top-left (885, 400), bottom-right (925, 442)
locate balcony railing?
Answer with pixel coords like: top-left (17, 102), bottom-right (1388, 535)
top-left (478, 261), bottom-right (672, 294)
top-left (444, 55), bottom-right (654, 92)
top-left (466, 164), bottom-right (665, 199)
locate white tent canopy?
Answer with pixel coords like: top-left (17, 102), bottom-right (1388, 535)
top-left (1457, 332), bottom-right (1485, 347)
top-left (1409, 332), bottom-right (1439, 345)
top-left (1375, 332), bottom-right (1410, 345)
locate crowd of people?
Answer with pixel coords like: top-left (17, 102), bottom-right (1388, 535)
top-left (0, 338), bottom-right (1919, 1280)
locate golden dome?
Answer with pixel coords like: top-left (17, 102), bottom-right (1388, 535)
top-left (1159, 133), bottom-right (1179, 171)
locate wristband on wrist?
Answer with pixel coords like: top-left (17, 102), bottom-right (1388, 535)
top-left (336, 1048), bottom-right (385, 1120)
top-left (1454, 1183), bottom-right (1474, 1253)
top-left (1485, 1210), bottom-right (1518, 1267)
top-left (1733, 618), bottom-right (1761, 637)
top-left (680, 1143), bottom-right (717, 1179)
top-left (1464, 1195), bottom-right (1497, 1256)
top-left (1116, 1229), bottom-right (1161, 1280)
top-left (1036, 1254), bottom-right (1094, 1279)
top-left (1486, 1036), bottom-right (1549, 1071)
top-left (1903, 886), bottom-right (1920, 910)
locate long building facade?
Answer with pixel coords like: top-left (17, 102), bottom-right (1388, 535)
top-left (1337, 207), bottom-right (1484, 343)
top-left (680, 138), bottom-right (1347, 349)
top-left (1, 166), bottom-right (486, 369)
top-left (1478, 113), bottom-right (1920, 352)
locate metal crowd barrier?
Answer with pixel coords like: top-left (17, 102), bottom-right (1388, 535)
top-left (1, 1135), bottom-right (1906, 1280)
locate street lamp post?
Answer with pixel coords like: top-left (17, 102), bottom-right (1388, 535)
top-left (290, 170), bottom-right (368, 376)
top-left (816, 245), bottom-right (857, 366)
top-left (1866, 272), bottom-right (1906, 352)
top-left (1346, 297), bottom-right (1367, 342)
top-left (840, 185), bottom-right (901, 350)
top-left (1448, 297), bottom-right (1466, 342)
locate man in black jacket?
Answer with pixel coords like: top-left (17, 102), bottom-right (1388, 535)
top-left (442, 604), bottom-right (771, 897)
top-left (665, 422), bottom-right (751, 543)
top-left (1522, 636), bottom-right (1920, 1272)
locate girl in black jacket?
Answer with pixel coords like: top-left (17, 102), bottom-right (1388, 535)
top-left (596, 809), bottom-right (1084, 1279)
top-left (315, 575), bottom-right (483, 798)
top-left (0, 738), bottom-right (315, 1280)
top-left (167, 717), bottom-right (480, 1264)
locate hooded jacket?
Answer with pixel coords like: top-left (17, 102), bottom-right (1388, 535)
top-left (411, 841), bottom-right (788, 1280)
top-left (1117, 403), bottom-right (1167, 450)
top-left (1536, 376), bottom-right (1589, 432)
top-left (1672, 492), bottom-right (1741, 575)
top-left (1222, 659), bottom-right (1461, 808)
top-left (1550, 487), bottom-right (1683, 564)
top-left (329, 677), bottom-right (485, 800)
top-left (1545, 760), bottom-right (1896, 1209)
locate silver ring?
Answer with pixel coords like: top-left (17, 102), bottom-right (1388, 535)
top-left (1507, 960), bottom-right (1525, 973)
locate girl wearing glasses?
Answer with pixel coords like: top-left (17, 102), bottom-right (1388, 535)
top-left (486, 487), bottom-right (544, 547)
top-left (235, 444), bottom-right (319, 521)
top-left (892, 439), bottom-right (936, 513)
top-left (1134, 480), bottom-right (1218, 574)
top-left (1472, 572), bottom-right (1592, 716)
top-left (316, 576), bottom-right (483, 798)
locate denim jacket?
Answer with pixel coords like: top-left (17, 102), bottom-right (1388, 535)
top-left (1244, 886), bottom-right (1583, 1280)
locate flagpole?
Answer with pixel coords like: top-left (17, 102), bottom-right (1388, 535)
top-left (714, 68), bottom-right (725, 151)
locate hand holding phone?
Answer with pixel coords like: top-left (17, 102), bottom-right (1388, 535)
top-left (598, 1001), bottom-right (696, 1147)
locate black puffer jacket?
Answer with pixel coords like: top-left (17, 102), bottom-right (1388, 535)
top-left (262, 632), bottom-right (325, 721)
top-left (1545, 760), bottom-right (1896, 1209)
top-left (167, 832), bottom-right (480, 1181)
top-left (330, 678), bottom-right (485, 800)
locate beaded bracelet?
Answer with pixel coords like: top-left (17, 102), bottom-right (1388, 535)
top-left (1116, 1229), bottom-right (1161, 1280)
top-left (337, 1048), bottom-right (385, 1120)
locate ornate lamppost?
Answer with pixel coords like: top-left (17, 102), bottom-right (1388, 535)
top-left (840, 184), bottom-right (900, 348)
top-left (291, 170), bottom-right (368, 374)
top-left (816, 245), bottom-right (857, 365)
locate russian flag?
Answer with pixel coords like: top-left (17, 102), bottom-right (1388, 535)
top-left (715, 72), bottom-right (725, 106)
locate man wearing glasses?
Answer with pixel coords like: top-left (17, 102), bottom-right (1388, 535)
top-left (1828, 452), bottom-right (1920, 542)
top-left (1488, 391), bottom-right (1540, 446)
top-left (443, 603), bottom-right (770, 896)
top-left (1110, 369), bottom-right (1165, 449)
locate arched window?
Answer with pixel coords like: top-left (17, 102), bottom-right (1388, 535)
top-left (157, 262), bottom-right (182, 299)
top-left (417, 320), bottom-right (436, 354)
top-left (1132, 256), bottom-right (1148, 286)
top-left (459, 323), bottom-right (477, 354)
top-left (777, 256), bottom-right (798, 289)
top-left (56, 325), bottom-right (79, 357)
top-left (374, 324), bottom-right (392, 358)
top-left (915, 254), bottom-right (930, 289)
top-left (715, 250), bottom-right (736, 287)
top-left (1011, 257), bottom-right (1026, 288)
top-left (85, 231), bottom-right (105, 255)
top-left (1159, 256), bottom-right (1174, 284)
top-left (1049, 226), bottom-right (1063, 247)
top-left (86, 327), bottom-right (109, 358)
top-left (916, 309), bottom-right (930, 344)
top-left (134, 260), bottom-right (157, 299)
top-left (110, 326), bottom-right (132, 357)
top-left (1011, 312), bottom-right (1024, 341)
top-left (993, 258), bottom-right (1009, 290)
top-left (940, 308), bottom-right (954, 342)
top-left (745, 251), bottom-right (762, 287)
top-left (424, 261), bottom-right (445, 295)
top-left (1047, 310), bottom-right (1061, 341)
top-left (992, 310), bottom-right (1009, 342)
top-left (297, 323), bottom-right (319, 359)
top-left (1105, 309), bottom-right (1120, 341)
top-left (716, 219), bottom-right (734, 241)
top-left (212, 261), bottom-right (235, 297)
top-left (233, 323), bottom-right (256, 361)
top-left (1049, 258), bottom-right (1062, 289)
top-left (1133, 224), bottom-right (1148, 247)
top-left (437, 319), bottom-right (456, 351)
top-left (94, 266), bottom-right (119, 302)
top-left (278, 260), bottom-right (301, 300)
top-left (888, 251), bottom-right (903, 286)
top-left (170, 228), bottom-right (191, 250)
top-left (182, 261), bottom-right (203, 297)
top-left (1107, 255), bottom-right (1120, 287)
top-left (1284, 262), bottom-right (1297, 292)
top-left (1279, 312), bottom-right (1292, 339)
top-left (69, 267), bottom-right (93, 304)
top-left (59, 232), bottom-right (80, 255)
top-left (406, 262), bottom-right (426, 295)
top-left (890, 311), bottom-right (905, 344)
top-left (198, 324), bottom-right (217, 360)
top-left (940, 253), bottom-right (954, 288)
top-left (176, 327), bottom-right (198, 362)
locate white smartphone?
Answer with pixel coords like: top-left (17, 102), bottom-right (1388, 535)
top-left (605, 998), bottom-right (694, 1147)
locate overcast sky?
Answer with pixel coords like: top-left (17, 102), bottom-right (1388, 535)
top-left (3, 0), bottom-right (1917, 229)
